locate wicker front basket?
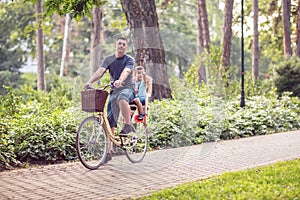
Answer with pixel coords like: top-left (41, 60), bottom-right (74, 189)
top-left (81, 89), bottom-right (109, 112)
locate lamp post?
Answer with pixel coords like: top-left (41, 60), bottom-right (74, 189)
top-left (240, 0), bottom-right (245, 108)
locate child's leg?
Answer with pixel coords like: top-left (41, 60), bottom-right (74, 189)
top-left (134, 98), bottom-right (144, 114)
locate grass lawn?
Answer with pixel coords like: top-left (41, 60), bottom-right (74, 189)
top-left (138, 159), bottom-right (300, 200)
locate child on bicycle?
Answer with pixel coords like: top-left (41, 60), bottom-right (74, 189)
top-left (133, 66), bottom-right (152, 120)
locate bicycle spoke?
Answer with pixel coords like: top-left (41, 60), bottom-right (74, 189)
top-left (124, 123), bottom-right (148, 163)
top-left (76, 116), bottom-right (108, 170)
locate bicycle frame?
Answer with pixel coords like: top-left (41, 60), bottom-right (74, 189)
top-left (76, 83), bottom-right (149, 169)
top-left (98, 106), bottom-right (148, 147)
top-left (97, 111), bottom-right (123, 147)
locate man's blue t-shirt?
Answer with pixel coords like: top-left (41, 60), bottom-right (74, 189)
top-left (101, 54), bottom-right (134, 89)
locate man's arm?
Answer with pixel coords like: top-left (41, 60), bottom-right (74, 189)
top-left (84, 67), bottom-right (106, 88)
top-left (114, 68), bottom-right (132, 88)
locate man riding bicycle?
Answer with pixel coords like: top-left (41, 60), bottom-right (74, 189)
top-left (84, 37), bottom-right (135, 140)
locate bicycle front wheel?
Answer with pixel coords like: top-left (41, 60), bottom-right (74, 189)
top-left (76, 116), bottom-right (108, 170)
top-left (124, 122), bottom-right (148, 163)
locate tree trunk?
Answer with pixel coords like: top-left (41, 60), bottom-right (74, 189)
top-left (282, 0), bottom-right (292, 57)
top-left (197, 0), bottom-right (204, 84)
top-left (197, 0), bottom-right (210, 84)
top-left (221, 0), bottom-right (234, 80)
top-left (35, 0), bottom-right (45, 90)
top-left (90, 7), bottom-right (103, 75)
top-left (60, 14), bottom-right (70, 77)
top-left (252, 0), bottom-right (259, 80)
top-left (120, 0), bottom-right (172, 100)
top-left (296, 0), bottom-right (300, 57)
top-left (199, 0), bottom-right (210, 52)
top-left (197, 3), bottom-right (204, 55)
top-left (178, 58), bottom-right (184, 79)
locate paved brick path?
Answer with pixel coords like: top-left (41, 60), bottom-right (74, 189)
top-left (1, 130), bottom-right (300, 199)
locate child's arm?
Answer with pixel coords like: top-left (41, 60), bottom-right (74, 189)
top-left (146, 76), bottom-right (153, 97)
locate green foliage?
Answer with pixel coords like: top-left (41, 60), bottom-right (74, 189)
top-left (148, 77), bottom-right (214, 148)
top-left (220, 93), bottom-right (300, 140)
top-left (0, 117), bottom-right (20, 171)
top-left (44, 0), bottom-right (107, 20)
top-left (225, 73), bottom-right (277, 100)
top-left (0, 71), bottom-right (25, 96)
top-left (0, 1), bottom-right (34, 95)
top-left (0, 79), bottom-right (80, 170)
top-left (185, 46), bottom-right (222, 86)
top-left (44, 15), bottom-right (92, 79)
top-left (273, 56), bottom-right (300, 98)
top-left (11, 108), bottom-right (77, 163)
top-left (1, 74), bottom-right (300, 170)
top-left (238, 0), bottom-right (285, 70)
top-left (138, 159), bottom-right (300, 200)
top-left (148, 76), bottom-right (300, 149)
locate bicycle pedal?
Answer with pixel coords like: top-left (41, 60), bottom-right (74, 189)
top-left (123, 137), bottom-right (138, 146)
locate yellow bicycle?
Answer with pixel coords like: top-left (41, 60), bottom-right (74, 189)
top-left (76, 84), bottom-right (148, 170)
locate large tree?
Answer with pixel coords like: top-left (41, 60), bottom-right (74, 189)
top-left (198, 0), bottom-right (210, 52)
top-left (35, 0), bottom-right (45, 90)
top-left (120, 0), bottom-right (172, 99)
top-left (59, 14), bottom-right (70, 77)
top-left (197, 0), bottom-right (210, 83)
top-left (296, 0), bottom-right (300, 57)
top-left (89, 7), bottom-right (104, 75)
top-left (221, 0), bottom-right (234, 80)
top-left (197, 3), bottom-right (204, 55)
top-left (282, 0), bottom-right (292, 57)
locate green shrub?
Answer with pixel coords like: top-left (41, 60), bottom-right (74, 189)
top-left (0, 118), bottom-right (20, 170)
top-left (0, 71), bottom-right (25, 96)
top-left (0, 81), bottom-right (80, 170)
top-left (148, 77), bottom-right (300, 148)
top-left (10, 107), bottom-right (77, 163)
top-left (220, 92), bottom-right (300, 140)
top-left (224, 73), bottom-right (277, 100)
top-left (1, 74), bottom-right (300, 170)
top-left (273, 56), bottom-right (300, 98)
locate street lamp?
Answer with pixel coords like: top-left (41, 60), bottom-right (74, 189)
top-left (240, 0), bottom-right (245, 108)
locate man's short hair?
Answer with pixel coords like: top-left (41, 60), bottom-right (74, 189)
top-left (117, 37), bottom-right (128, 41)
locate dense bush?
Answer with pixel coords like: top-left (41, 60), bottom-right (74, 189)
top-left (273, 56), bottom-right (300, 98)
top-left (0, 81), bottom-right (80, 170)
top-left (148, 78), bottom-right (212, 148)
top-left (0, 71), bottom-right (25, 96)
top-left (148, 77), bottom-right (300, 148)
top-left (1, 74), bottom-right (300, 170)
top-left (220, 92), bottom-right (300, 139)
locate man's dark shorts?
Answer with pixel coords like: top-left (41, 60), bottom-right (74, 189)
top-left (107, 88), bottom-right (135, 128)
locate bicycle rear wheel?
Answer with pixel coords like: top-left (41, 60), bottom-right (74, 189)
top-left (76, 116), bottom-right (108, 170)
top-left (124, 122), bottom-right (148, 163)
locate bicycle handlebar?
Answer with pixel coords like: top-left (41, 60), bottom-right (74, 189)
top-left (84, 82), bottom-right (113, 91)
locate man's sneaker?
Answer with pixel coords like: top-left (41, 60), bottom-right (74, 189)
top-left (103, 153), bottom-right (112, 164)
top-left (119, 124), bottom-right (133, 137)
top-left (138, 113), bottom-right (145, 120)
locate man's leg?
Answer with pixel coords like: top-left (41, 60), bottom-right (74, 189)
top-left (105, 94), bottom-right (119, 163)
top-left (118, 88), bottom-right (135, 136)
top-left (107, 92), bottom-right (119, 129)
top-left (119, 99), bottom-right (131, 124)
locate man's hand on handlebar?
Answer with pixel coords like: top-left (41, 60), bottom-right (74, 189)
top-left (113, 79), bottom-right (124, 88)
top-left (84, 83), bottom-right (93, 90)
